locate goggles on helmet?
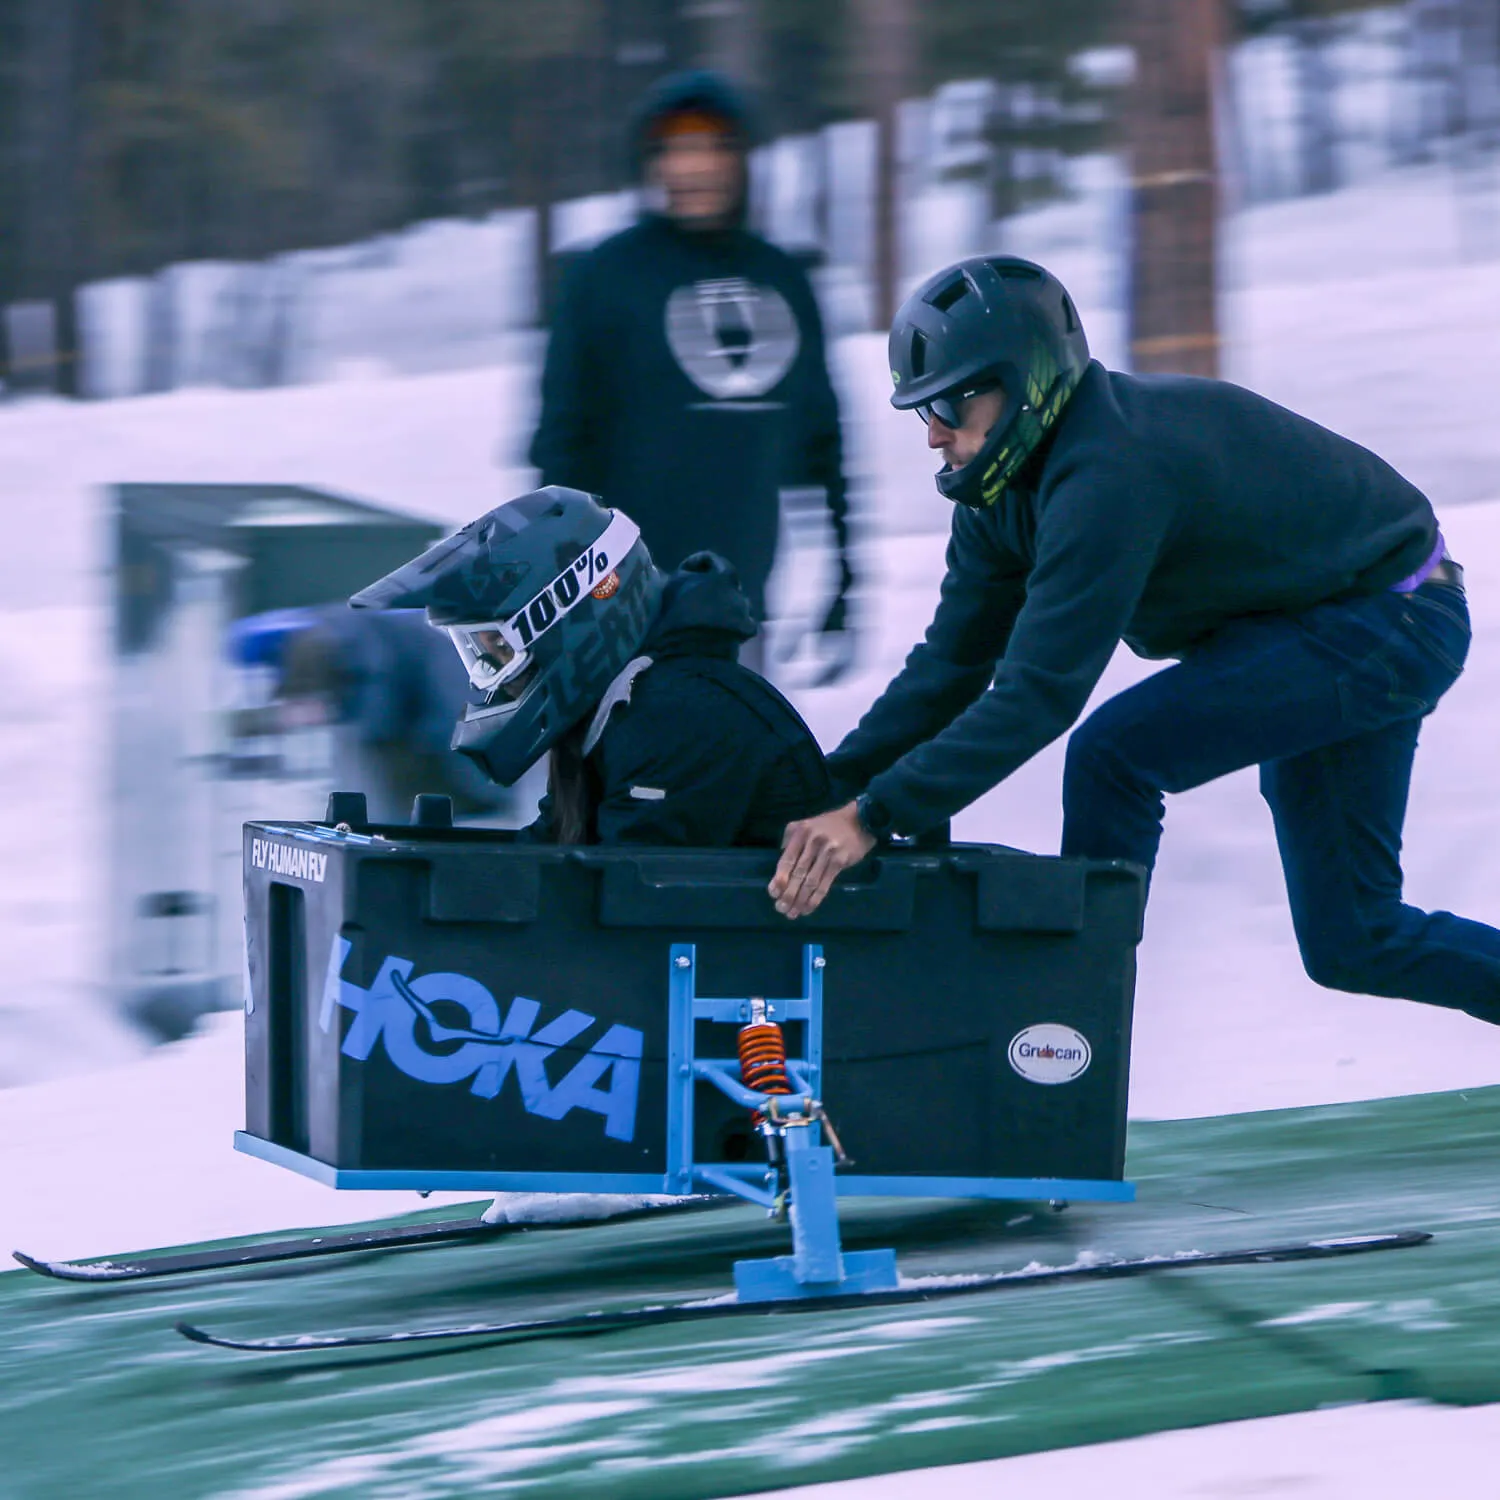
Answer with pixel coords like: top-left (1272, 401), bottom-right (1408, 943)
top-left (914, 377), bottom-right (1003, 431)
top-left (443, 509), bottom-right (641, 698)
top-left (445, 625), bottom-right (536, 698)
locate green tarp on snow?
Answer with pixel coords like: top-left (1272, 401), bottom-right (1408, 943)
top-left (6, 1087), bottom-right (1500, 1499)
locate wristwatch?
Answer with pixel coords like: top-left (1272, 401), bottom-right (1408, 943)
top-left (854, 792), bottom-right (895, 842)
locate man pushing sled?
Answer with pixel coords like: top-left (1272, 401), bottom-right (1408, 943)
top-left (773, 255), bottom-right (1500, 1029)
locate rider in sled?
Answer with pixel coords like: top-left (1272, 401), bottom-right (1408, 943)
top-left (350, 486), bottom-right (830, 844)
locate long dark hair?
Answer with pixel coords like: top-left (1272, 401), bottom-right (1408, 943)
top-left (546, 722), bottom-right (594, 844)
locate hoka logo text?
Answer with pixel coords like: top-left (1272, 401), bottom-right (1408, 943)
top-left (319, 938), bottom-right (643, 1142)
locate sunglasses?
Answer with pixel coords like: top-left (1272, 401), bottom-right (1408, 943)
top-left (914, 379), bottom-right (1002, 430)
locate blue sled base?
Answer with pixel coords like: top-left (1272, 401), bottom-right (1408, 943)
top-left (232, 1133), bottom-right (1136, 1205)
top-left (735, 1248), bottom-right (900, 1303)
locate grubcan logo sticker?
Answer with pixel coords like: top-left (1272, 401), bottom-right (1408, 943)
top-left (320, 938), bottom-right (643, 1142)
top-left (665, 278), bottom-right (800, 400)
top-left (1008, 1024), bottom-right (1091, 1085)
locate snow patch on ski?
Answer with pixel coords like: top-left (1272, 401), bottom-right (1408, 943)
top-left (479, 1193), bottom-right (694, 1225)
top-left (14, 1255), bottom-right (133, 1280)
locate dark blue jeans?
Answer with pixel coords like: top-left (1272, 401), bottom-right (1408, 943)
top-left (1061, 577), bottom-right (1500, 1024)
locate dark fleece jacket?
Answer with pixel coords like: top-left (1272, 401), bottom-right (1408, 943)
top-left (528, 553), bottom-right (830, 845)
top-left (830, 361), bottom-right (1440, 835)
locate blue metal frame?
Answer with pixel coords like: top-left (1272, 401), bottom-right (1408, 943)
top-left (233, 1133), bottom-right (1137, 1204)
top-left (838, 1176), bottom-right (1134, 1202)
top-left (233, 1134), bottom-right (666, 1194)
top-left (662, 942), bottom-right (899, 1300)
top-left (666, 941), bottom-right (823, 1194)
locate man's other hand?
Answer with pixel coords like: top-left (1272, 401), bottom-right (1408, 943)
top-left (769, 802), bottom-right (876, 919)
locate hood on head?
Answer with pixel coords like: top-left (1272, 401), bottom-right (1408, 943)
top-left (644, 551), bottom-right (757, 658)
top-left (630, 69), bottom-right (756, 176)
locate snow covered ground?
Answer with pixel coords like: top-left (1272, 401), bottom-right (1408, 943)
top-left (3, 160), bottom-right (1500, 1496)
top-left (743, 1400), bottom-right (1500, 1500)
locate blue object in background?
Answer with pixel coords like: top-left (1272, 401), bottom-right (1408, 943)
top-left (226, 608), bottom-right (325, 667)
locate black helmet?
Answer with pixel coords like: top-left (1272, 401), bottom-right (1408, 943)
top-left (349, 487), bottom-right (662, 786)
top-left (889, 255), bottom-right (1089, 507)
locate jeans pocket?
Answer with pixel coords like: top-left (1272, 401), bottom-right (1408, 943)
top-left (1337, 645), bottom-right (1430, 730)
top-left (1403, 585), bottom-right (1470, 679)
top-left (1346, 598), bottom-right (1466, 728)
top-left (1300, 590), bottom-right (1464, 731)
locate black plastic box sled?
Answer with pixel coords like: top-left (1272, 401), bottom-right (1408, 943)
top-left (237, 804), bottom-right (1146, 1204)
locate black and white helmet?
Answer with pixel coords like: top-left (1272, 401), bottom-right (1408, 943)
top-left (350, 487), bottom-right (663, 786)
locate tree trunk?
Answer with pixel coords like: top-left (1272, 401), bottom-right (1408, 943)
top-left (1125, 0), bottom-right (1222, 378)
top-left (518, 60), bottom-right (557, 329)
top-left (12, 0), bottom-right (89, 394)
top-left (691, 0), bottom-right (762, 93)
top-left (1293, 17), bottom-right (1339, 196)
top-left (851, 0), bottom-right (912, 330)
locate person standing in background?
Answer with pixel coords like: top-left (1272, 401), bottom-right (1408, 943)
top-left (529, 70), bottom-right (855, 679)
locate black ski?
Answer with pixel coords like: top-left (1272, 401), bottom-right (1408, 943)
top-left (16, 1198), bottom-right (722, 1283)
top-left (176, 1228), bottom-right (1431, 1352)
top-left (14, 1219), bottom-right (508, 1282)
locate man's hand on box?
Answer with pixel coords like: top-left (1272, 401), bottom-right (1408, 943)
top-left (769, 802), bottom-right (876, 919)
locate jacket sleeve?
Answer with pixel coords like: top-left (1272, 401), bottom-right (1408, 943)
top-left (528, 254), bottom-right (608, 493)
top-left (825, 505), bottom-right (1028, 795)
top-left (865, 463), bottom-right (1173, 834)
top-left (591, 678), bottom-right (765, 845)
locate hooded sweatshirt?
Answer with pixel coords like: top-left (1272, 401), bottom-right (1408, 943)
top-left (830, 361), bottom-right (1440, 835)
top-left (527, 552), bottom-right (831, 845)
top-left (528, 72), bottom-right (849, 620)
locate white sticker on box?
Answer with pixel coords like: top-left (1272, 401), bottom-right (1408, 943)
top-left (1008, 1024), bottom-right (1092, 1085)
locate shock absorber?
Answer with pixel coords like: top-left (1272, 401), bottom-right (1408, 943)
top-left (737, 998), bottom-right (793, 1101)
top-left (738, 998), bottom-right (792, 1187)
top-left (736, 999), bottom-right (850, 1219)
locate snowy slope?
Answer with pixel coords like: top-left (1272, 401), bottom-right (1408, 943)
top-left (0, 1012), bottom-right (478, 1264)
top-left (744, 1402), bottom-right (1500, 1500)
top-left (9, 1083), bottom-right (1499, 1500)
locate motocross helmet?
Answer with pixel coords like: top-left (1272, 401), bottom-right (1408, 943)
top-left (349, 487), bottom-right (663, 786)
top-left (889, 255), bottom-right (1089, 508)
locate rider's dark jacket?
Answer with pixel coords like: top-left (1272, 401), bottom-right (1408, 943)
top-left (525, 553), bottom-right (831, 845)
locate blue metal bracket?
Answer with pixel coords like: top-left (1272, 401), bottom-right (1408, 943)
top-left (665, 942), bottom-right (900, 1302)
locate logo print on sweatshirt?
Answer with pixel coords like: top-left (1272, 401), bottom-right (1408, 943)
top-left (666, 278), bottom-right (800, 400)
top-left (320, 938), bottom-right (643, 1141)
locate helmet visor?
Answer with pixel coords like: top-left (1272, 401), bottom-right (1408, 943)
top-left (443, 509), bottom-right (641, 697)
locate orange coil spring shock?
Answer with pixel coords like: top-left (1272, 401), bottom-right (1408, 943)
top-left (738, 999), bottom-right (793, 1100)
